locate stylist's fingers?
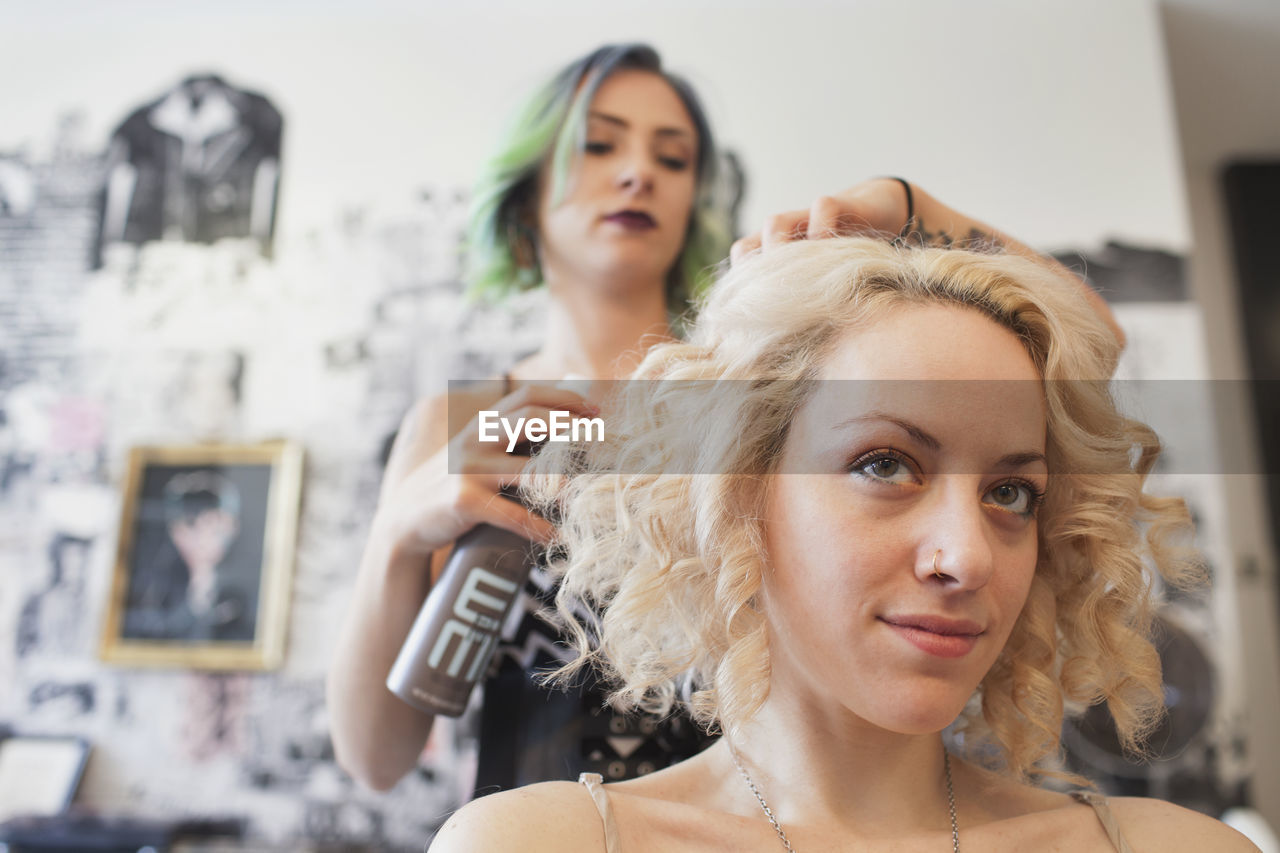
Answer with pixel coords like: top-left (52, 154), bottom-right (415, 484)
top-left (466, 402), bottom-right (601, 461)
top-left (829, 178), bottom-right (912, 235)
top-left (458, 389), bottom-right (599, 453)
top-left (731, 208), bottom-right (828, 264)
top-left (805, 194), bottom-right (876, 239)
top-left (454, 451), bottom-right (532, 482)
top-left (475, 491), bottom-right (556, 544)
top-left (494, 384), bottom-right (601, 421)
top-left (760, 210), bottom-right (810, 250)
top-left (449, 482), bottom-right (554, 544)
top-left (733, 178), bottom-right (919, 266)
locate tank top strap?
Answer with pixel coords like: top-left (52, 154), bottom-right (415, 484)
top-left (578, 772), bottom-right (622, 853)
top-left (1070, 790), bottom-right (1137, 853)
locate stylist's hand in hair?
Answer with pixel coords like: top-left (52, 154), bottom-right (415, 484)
top-left (733, 177), bottom-right (1126, 348)
top-left (730, 177), bottom-right (911, 262)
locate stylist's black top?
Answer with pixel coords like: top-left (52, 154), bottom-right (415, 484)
top-left (471, 374), bottom-right (716, 796)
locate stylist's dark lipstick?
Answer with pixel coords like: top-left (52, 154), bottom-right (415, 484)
top-left (603, 209), bottom-right (656, 230)
top-left (880, 615), bottom-right (984, 658)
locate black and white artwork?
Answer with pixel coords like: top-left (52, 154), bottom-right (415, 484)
top-left (93, 73), bottom-right (283, 267)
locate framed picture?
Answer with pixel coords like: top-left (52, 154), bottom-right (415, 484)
top-left (99, 440), bottom-right (303, 670)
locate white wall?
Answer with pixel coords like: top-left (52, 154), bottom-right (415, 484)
top-left (5, 0), bottom-right (1187, 251)
top-left (1159, 0), bottom-right (1280, 831)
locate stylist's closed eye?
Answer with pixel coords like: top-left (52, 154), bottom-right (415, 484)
top-left (656, 151), bottom-right (690, 171)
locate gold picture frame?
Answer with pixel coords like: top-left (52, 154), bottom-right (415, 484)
top-left (99, 440), bottom-right (303, 670)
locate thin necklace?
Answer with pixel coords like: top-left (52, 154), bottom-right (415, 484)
top-left (730, 747), bottom-right (960, 853)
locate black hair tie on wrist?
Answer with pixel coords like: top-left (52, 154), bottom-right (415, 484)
top-left (887, 176), bottom-right (914, 238)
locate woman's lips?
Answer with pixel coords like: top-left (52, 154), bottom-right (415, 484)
top-left (879, 616), bottom-right (983, 658)
top-left (603, 210), bottom-right (656, 230)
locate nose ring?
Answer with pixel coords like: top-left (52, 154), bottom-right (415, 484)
top-left (932, 549), bottom-right (945, 579)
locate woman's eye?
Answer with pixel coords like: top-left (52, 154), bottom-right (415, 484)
top-left (584, 141), bottom-right (613, 155)
top-left (851, 452), bottom-right (917, 485)
top-left (984, 482), bottom-right (1043, 517)
top-left (658, 156), bottom-right (689, 171)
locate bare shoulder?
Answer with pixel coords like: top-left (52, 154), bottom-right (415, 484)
top-left (1107, 796), bottom-right (1261, 852)
top-left (378, 394), bottom-right (448, 497)
top-left (400, 382), bottom-right (506, 446)
top-left (399, 390), bottom-right (462, 451)
top-left (429, 781), bottom-right (606, 853)
top-left (382, 386), bottom-right (500, 489)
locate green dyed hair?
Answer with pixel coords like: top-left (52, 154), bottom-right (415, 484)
top-left (464, 43), bottom-right (732, 310)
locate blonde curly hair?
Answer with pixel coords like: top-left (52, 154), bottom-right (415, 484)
top-left (525, 237), bottom-right (1197, 779)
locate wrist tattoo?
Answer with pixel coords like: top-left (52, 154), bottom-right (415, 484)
top-left (899, 217), bottom-right (1005, 253)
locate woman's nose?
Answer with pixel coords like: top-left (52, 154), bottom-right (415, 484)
top-left (915, 479), bottom-right (995, 590)
top-left (616, 155), bottom-right (655, 194)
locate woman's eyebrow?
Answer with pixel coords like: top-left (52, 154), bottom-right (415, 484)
top-left (588, 111), bottom-right (694, 139)
top-left (997, 451), bottom-right (1049, 470)
top-left (834, 413), bottom-right (1047, 469)
top-left (835, 413), bottom-right (941, 451)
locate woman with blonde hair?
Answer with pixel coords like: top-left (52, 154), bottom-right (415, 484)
top-left (431, 236), bottom-right (1256, 850)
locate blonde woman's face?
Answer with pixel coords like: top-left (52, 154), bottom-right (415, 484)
top-left (536, 70), bottom-right (698, 294)
top-left (762, 302), bottom-right (1047, 734)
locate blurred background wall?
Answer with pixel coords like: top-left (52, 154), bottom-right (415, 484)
top-left (1160, 0), bottom-right (1280, 835)
top-left (0, 0), bottom-right (1276, 849)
